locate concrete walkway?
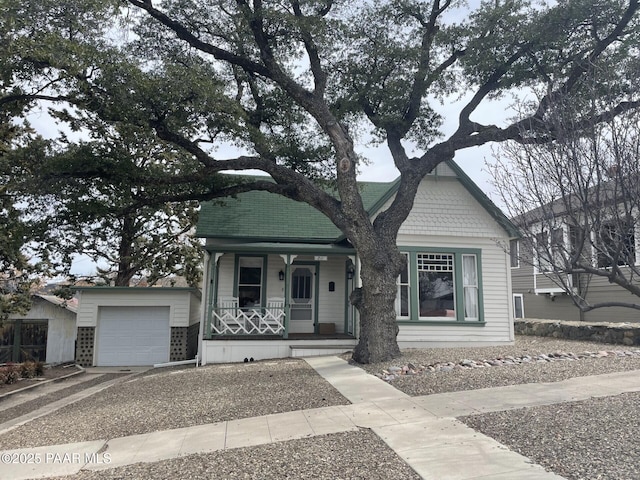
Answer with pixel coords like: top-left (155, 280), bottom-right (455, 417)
top-left (2, 358), bottom-right (640, 480)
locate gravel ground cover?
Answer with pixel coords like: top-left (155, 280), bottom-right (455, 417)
top-left (0, 359), bottom-right (348, 449)
top-left (52, 430), bottom-right (420, 480)
top-left (461, 392), bottom-right (640, 480)
top-left (0, 374), bottom-right (122, 425)
top-left (5, 336), bottom-right (640, 480)
top-left (354, 336), bottom-right (640, 396)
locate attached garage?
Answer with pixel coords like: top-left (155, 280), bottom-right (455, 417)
top-left (74, 287), bottom-right (201, 367)
top-left (96, 306), bottom-right (170, 366)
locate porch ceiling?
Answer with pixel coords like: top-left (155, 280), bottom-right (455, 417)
top-left (205, 241), bottom-right (356, 255)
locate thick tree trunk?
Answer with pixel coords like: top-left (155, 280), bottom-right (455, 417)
top-left (351, 247), bottom-right (405, 364)
top-left (115, 216), bottom-right (136, 286)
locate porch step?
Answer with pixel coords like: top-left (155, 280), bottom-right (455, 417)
top-left (290, 344), bottom-right (355, 358)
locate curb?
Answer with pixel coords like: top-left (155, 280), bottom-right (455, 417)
top-left (0, 364), bottom-right (85, 401)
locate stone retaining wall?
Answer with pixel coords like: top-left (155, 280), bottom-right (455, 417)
top-left (515, 318), bottom-right (640, 346)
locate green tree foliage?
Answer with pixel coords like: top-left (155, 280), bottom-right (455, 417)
top-left (0, 119), bottom-right (42, 320)
top-left (2, 0), bottom-right (639, 361)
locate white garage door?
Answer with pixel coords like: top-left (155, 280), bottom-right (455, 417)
top-left (96, 306), bottom-right (170, 366)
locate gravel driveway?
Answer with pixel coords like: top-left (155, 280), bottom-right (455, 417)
top-left (3, 336), bottom-right (640, 480)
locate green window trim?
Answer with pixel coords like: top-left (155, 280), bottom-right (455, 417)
top-left (397, 320), bottom-right (487, 327)
top-left (398, 247), bottom-right (484, 324)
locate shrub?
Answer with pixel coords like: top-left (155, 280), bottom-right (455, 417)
top-left (0, 369), bottom-right (7, 385)
top-left (3, 364), bottom-right (21, 384)
top-left (35, 361), bottom-right (45, 376)
top-left (21, 361), bottom-right (37, 379)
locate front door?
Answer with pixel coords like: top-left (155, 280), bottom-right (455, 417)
top-left (289, 265), bottom-right (315, 333)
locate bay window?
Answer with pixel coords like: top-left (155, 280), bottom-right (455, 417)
top-left (396, 248), bottom-right (483, 323)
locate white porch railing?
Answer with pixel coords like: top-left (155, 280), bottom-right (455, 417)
top-left (210, 297), bottom-right (286, 336)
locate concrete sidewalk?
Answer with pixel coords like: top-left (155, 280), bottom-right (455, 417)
top-left (2, 357), bottom-right (640, 480)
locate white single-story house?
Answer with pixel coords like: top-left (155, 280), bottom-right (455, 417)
top-left (196, 160), bottom-right (520, 364)
top-left (2, 295), bottom-right (77, 364)
top-left (74, 287), bottom-right (200, 367)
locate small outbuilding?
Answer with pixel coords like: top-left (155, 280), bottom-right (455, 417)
top-left (74, 287), bottom-right (200, 367)
top-left (2, 295), bottom-right (77, 364)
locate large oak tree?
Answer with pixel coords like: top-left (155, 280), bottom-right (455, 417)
top-left (2, 0), bottom-right (640, 361)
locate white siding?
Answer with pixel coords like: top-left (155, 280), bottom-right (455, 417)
top-left (216, 254), bottom-right (236, 299)
top-left (189, 292), bottom-right (202, 326)
top-left (76, 288), bottom-right (198, 327)
top-left (378, 176), bottom-right (506, 239)
top-left (265, 256), bottom-right (287, 299)
top-left (316, 258), bottom-right (348, 332)
top-left (8, 297), bottom-right (77, 364)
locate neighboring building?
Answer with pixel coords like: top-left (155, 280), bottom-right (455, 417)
top-left (2, 295), bottom-right (77, 364)
top-left (74, 287), bottom-right (200, 367)
top-left (510, 206), bottom-right (640, 323)
top-left (197, 160), bottom-right (520, 364)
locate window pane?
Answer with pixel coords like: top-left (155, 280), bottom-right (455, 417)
top-left (418, 253), bottom-right (455, 318)
top-left (462, 255), bottom-right (477, 286)
top-left (239, 267), bottom-right (261, 284)
top-left (462, 255), bottom-right (478, 320)
top-left (292, 268), bottom-right (312, 300)
top-left (396, 253), bottom-right (410, 318)
top-left (509, 239), bottom-right (519, 268)
top-left (238, 257), bottom-right (263, 307)
top-left (597, 222), bottom-right (636, 268)
top-left (464, 287), bottom-right (478, 318)
top-left (514, 296), bottom-right (524, 318)
top-left (535, 231), bottom-right (551, 271)
top-left (400, 258), bottom-right (408, 283)
top-left (398, 285), bottom-right (409, 317)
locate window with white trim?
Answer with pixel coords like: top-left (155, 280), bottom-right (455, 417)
top-left (462, 254), bottom-right (479, 320)
top-left (596, 221), bottom-right (636, 268)
top-left (535, 228), bottom-right (563, 272)
top-left (237, 257), bottom-right (264, 307)
top-left (509, 239), bottom-right (520, 268)
top-left (513, 294), bottom-right (525, 319)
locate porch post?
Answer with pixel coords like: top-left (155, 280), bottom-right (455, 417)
top-left (205, 252), bottom-right (222, 339)
top-left (283, 254), bottom-right (291, 339)
top-left (279, 253), bottom-right (297, 340)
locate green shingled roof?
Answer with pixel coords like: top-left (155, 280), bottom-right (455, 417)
top-left (196, 178), bottom-right (397, 242)
top-left (195, 161), bottom-right (519, 242)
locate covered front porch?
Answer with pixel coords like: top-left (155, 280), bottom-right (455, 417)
top-left (199, 242), bottom-right (359, 363)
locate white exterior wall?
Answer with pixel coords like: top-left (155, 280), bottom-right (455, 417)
top-left (389, 175), bottom-right (514, 346)
top-left (188, 293), bottom-right (202, 326)
top-left (216, 254), bottom-right (235, 299)
top-left (76, 288), bottom-right (199, 328)
top-left (396, 177), bottom-right (506, 239)
top-left (316, 258), bottom-right (347, 332)
top-left (395, 236), bottom-right (513, 346)
top-left (8, 298), bottom-right (76, 364)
